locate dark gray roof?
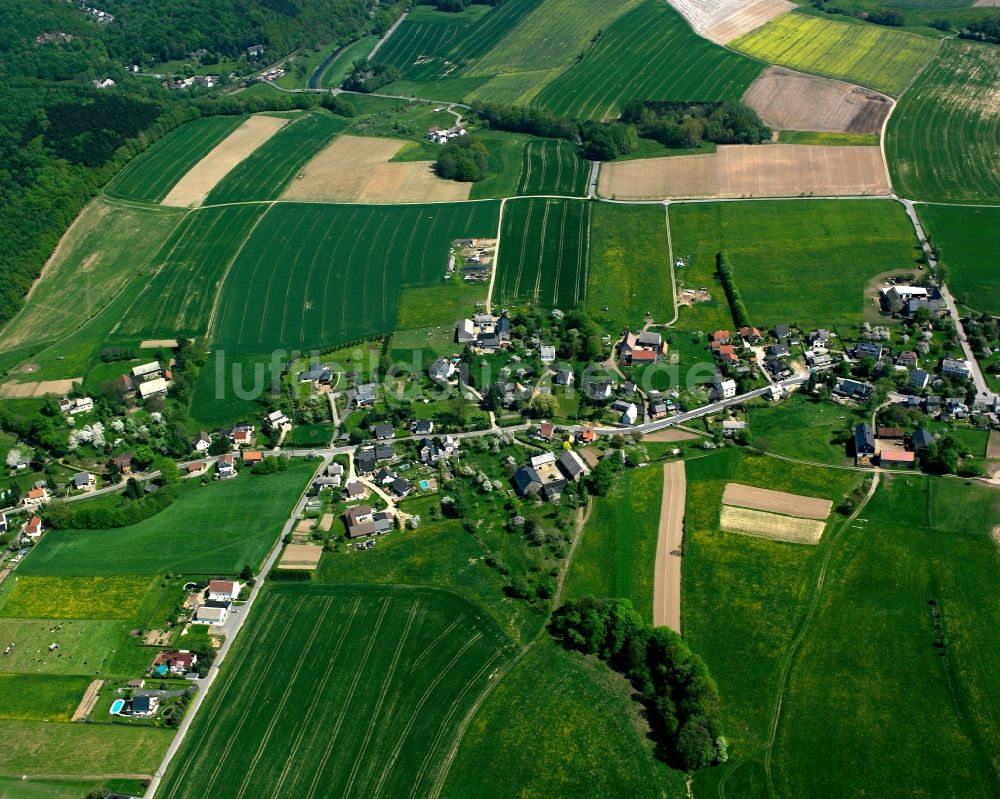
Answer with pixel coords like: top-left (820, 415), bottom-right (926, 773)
top-left (372, 423), bottom-right (394, 439)
top-left (854, 423), bottom-right (875, 454)
top-left (513, 466), bottom-right (541, 495)
top-left (911, 428), bottom-right (933, 450)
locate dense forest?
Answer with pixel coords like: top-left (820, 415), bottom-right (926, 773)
top-left (436, 136), bottom-right (490, 181)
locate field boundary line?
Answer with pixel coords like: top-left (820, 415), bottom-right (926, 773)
top-left (663, 201), bottom-right (679, 326)
top-left (762, 471), bottom-right (880, 797)
top-left (486, 197), bottom-right (506, 314)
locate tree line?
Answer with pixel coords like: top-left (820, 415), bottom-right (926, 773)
top-left (716, 251), bottom-right (750, 329)
top-left (550, 597), bottom-right (728, 771)
top-left (620, 100), bottom-right (771, 149)
top-left (960, 15), bottom-right (1000, 43)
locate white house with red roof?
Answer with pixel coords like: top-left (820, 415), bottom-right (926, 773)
top-left (207, 580), bottom-right (240, 602)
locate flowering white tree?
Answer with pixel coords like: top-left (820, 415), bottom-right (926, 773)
top-left (109, 419), bottom-right (125, 434)
top-left (6, 448), bottom-right (22, 468)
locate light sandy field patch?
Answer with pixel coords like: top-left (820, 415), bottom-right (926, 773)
top-left (644, 428), bottom-right (700, 442)
top-left (140, 339), bottom-right (179, 349)
top-left (654, 461), bottom-right (686, 632)
top-left (278, 544), bottom-right (323, 569)
top-left (988, 430), bottom-right (1000, 460)
top-left (703, 0), bottom-right (796, 44)
top-left (162, 116), bottom-right (288, 208)
top-left (599, 144), bottom-right (890, 200)
top-left (722, 482), bottom-right (832, 519)
top-left (318, 513), bottom-right (334, 533)
top-left (283, 134), bottom-right (470, 203)
top-left (974, 0), bottom-right (1000, 6)
top-left (720, 504), bottom-right (826, 543)
top-left (743, 67), bottom-right (892, 133)
top-left (71, 680), bottom-right (103, 722)
top-left (0, 378), bottom-right (81, 398)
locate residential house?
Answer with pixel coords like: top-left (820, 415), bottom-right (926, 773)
top-left (648, 400), bottom-right (668, 420)
top-left (712, 330), bottom-right (731, 346)
top-left (911, 428), bottom-right (933, 452)
top-left (72, 472), bottom-right (95, 492)
top-left (372, 422), bottom-right (394, 440)
top-left (940, 358), bottom-right (972, 381)
top-left (764, 357), bottom-right (790, 379)
top-left (765, 384), bottom-right (786, 402)
top-left (554, 368), bottom-right (575, 386)
top-left (514, 452), bottom-right (569, 501)
top-left (854, 342), bottom-right (884, 361)
top-left (207, 580), bottom-right (240, 602)
top-left (772, 324), bottom-right (792, 340)
top-left (345, 481), bottom-right (365, 499)
top-left (155, 650), bottom-right (197, 676)
top-left (375, 466), bottom-right (397, 486)
top-left (924, 396), bottom-right (942, 416)
top-left (805, 350), bottom-right (833, 370)
top-left (194, 431), bottom-right (211, 452)
top-left (714, 378), bottom-right (737, 400)
top-left (854, 423), bottom-right (876, 466)
top-left (540, 346), bottom-right (556, 363)
top-left (767, 343), bottom-right (790, 358)
top-left (417, 436), bottom-right (459, 465)
top-left (908, 369), bottom-right (930, 391)
top-left (580, 428), bottom-right (597, 444)
top-left (537, 422), bottom-right (555, 441)
top-left (231, 426), bottom-right (254, 447)
top-left (59, 397), bottom-right (94, 415)
top-left (390, 478), bottom-right (414, 498)
top-left (429, 359), bottom-right (456, 383)
top-left (944, 397), bottom-right (968, 418)
top-left (22, 487), bottom-right (49, 508)
top-left (411, 419), bottom-right (434, 435)
top-left (344, 504), bottom-right (393, 539)
top-left (513, 465), bottom-right (542, 497)
top-left (896, 351), bottom-right (918, 369)
top-left (586, 381), bottom-right (613, 400)
top-left (375, 443), bottom-right (394, 462)
top-left (740, 326), bottom-right (762, 343)
top-left (808, 329), bottom-right (831, 347)
top-left (834, 378), bottom-right (874, 402)
top-left (264, 410), bottom-right (290, 431)
top-left (611, 400), bottom-right (638, 425)
top-left (194, 604), bottom-right (229, 625)
top-left (354, 383), bottom-right (377, 407)
top-left (130, 696), bottom-right (159, 718)
top-left (22, 515), bottom-right (43, 539)
top-left (619, 331), bottom-right (667, 365)
top-left (111, 452), bottom-right (135, 475)
top-left (247, 44), bottom-right (266, 57)
top-left (297, 366), bottom-right (332, 387)
top-left (722, 420), bottom-right (746, 437)
top-left (217, 454), bottom-right (236, 480)
top-left (712, 343), bottom-right (739, 365)
top-left (355, 448), bottom-right (377, 475)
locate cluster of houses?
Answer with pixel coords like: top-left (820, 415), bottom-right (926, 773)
top-left (425, 125), bottom-right (467, 145)
top-left (852, 423), bottom-right (933, 468)
top-left (169, 75), bottom-right (219, 90)
top-left (618, 330), bottom-right (667, 365)
top-left (456, 312), bottom-right (511, 353)
top-left (513, 449), bottom-right (590, 502)
top-left (190, 579), bottom-right (240, 626)
top-left (120, 361), bottom-right (170, 402)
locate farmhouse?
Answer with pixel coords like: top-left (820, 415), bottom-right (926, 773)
top-left (879, 450), bottom-right (915, 468)
top-left (514, 448), bottom-right (590, 501)
top-left (911, 428), bottom-right (933, 451)
top-left (138, 377), bottom-right (168, 400)
top-left (217, 454), bottom-right (236, 480)
top-left (132, 361), bottom-right (162, 380)
top-left (207, 580), bottom-right (240, 601)
top-left (618, 331), bottom-right (667, 365)
top-left (344, 504), bottom-right (394, 539)
top-left (854, 423), bottom-right (876, 466)
top-left (21, 515), bottom-right (43, 539)
top-left (59, 396), bottom-right (94, 415)
top-left (557, 450), bottom-right (590, 482)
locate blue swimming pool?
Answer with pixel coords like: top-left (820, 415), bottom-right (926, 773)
top-left (419, 480), bottom-right (429, 490)
top-left (110, 699), bottom-right (125, 715)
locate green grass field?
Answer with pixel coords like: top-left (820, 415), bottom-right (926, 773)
top-left (514, 139), bottom-right (590, 195)
top-left (317, 36), bottom-right (380, 87)
top-left (0, 576), bottom-right (151, 620)
top-left (116, 203), bottom-right (266, 339)
top-left (586, 202), bottom-right (672, 329)
top-left (563, 463), bottom-right (662, 622)
top-left (205, 112), bottom-right (348, 203)
top-left (0, 618), bottom-right (123, 675)
top-left (444, 638), bottom-right (686, 797)
top-left (0, 674), bottom-right (91, 722)
top-left (494, 198), bottom-right (591, 309)
top-left (0, 719), bottom-right (171, 778)
top-left (731, 12), bottom-right (937, 96)
top-left (0, 199), bottom-right (185, 355)
top-left (18, 464), bottom-right (314, 576)
top-left (212, 201), bottom-right (500, 351)
top-left (747, 394), bottom-right (862, 465)
top-left (919, 204), bottom-right (1000, 313)
top-left (188, 350), bottom-right (284, 432)
top-left (887, 40), bottom-right (1000, 203)
top-left (535, 0), bottom-right (763, 120)
top-left (284, 423), bottom-right (333, 447)
top-left (158, 583), bottom-right (513, 799)
top-left (106, 116), bottom-right (246, 202)
top-left (777, 130), bottom-right (880, 146)
top-left (669, 199), bottom-right (920, 330)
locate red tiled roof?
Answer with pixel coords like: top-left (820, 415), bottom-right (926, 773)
top-left (242, 450), bottom-right (263, 462)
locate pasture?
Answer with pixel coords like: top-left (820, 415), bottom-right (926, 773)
top-left (0, 576), bottom-right (151, 620)
top-left (586, 202), bottom-right (673, 329)
top-left (157, 583), bottom-right (513, 799)
top-left (919, 204), bottom-right (1000, 312)
top-left (0, 618), bottom-right (122, 675)
top-left (747, 393), bottom-right (861, 464)
top-left (668, 199), bottom-right (920, 329)
top-left (0, 674), bottom-right (91, 722)
top-left (514, 139), bottom-right (590, 196)
top-left (205, 111), bottom-right (349, 203)
top-left (886, 40), bottom-right (1000, 203)
top-left (535, 0), bottom-right (764, 120)
top-left (18, 464), bottom-right (314, 576)
top-left (493, 198), bottom-right (590, 310)
top-left (212, 201), bottom-right (500, 351)
top-left (106, 116), bottom-right (246, 203)
top-left (0, 199), bottom-right (184, 354)
top-left (116, 204), bottom-right (266, 339)
top-left (444, 639), bottom-right (686, 797)
top-left (730, 12), bottom-right (937, 96)
top-left (563, 460), bottom-right (662, 622)
top-left (598, 144), bottom-right (891, 200)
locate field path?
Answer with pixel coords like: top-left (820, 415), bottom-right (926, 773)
top-left (653, 461), bottom-right (686, 632)
top-left (71, 679), bottom-right (104, 721)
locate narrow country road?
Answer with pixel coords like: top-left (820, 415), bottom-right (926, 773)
top-left (653, 460), bottom-right (686, 632)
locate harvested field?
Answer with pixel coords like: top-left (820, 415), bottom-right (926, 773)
top-left (0, 378), bottom-right (81, 398)
top-left (654, 462), bottom-right (686, 632)
top-left (705, 0), bottom-right (796, 44)
top-left (722, 482), bottom-right (831, 519)
top-left (599, 144), bottom-right (890, 200)
top-left (644, 428), bottom-right (700, 442)
top-left (720, 504), bottom-right (826, 544)
top-left (743, 68), bottom-right (892, 134)
top-left (283, 135), bottom-right (469, 203)
top-left (278, 544), bottom-right (323, 569)
top-left (71, 680), bottom-right (103, 722)
top-left (162, 116), bottom-right (288, 208)
top-left (140, 339), bottom-right (179, 349)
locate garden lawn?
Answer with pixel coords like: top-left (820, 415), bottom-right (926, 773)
top-left (284, 423), bottom-right (333, 447)
top-left (157, 583), bottom-right (513, 799)
top-left (730, 12), bottom-right (937, 96)
top-left (586, 202), bottom-right (672, 329)
top-left (444, 638), bottom-right (686, 798)
top-left (493, 198), bottom-right (591, 310)
top-left (17, 464), bottom-right (314, 576)
top-left (887, 40), bottom-right (1000, 204)
top-left (0, 674), bottom-right (92, 722)
top-left (919, 205), bottom-right (1000, 315)
top-left (106, 116), bottom-right (246, 202)
top-left (563, 463), bottom-right (662, 622)
top-left (669, 199), bottom-right (920, 330)
top-left (212, 201), bottom-right (500, 351)
top-left (535, 0), bottom-right (763, 120)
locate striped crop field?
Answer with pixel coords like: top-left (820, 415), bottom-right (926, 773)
top-left (106, 116), bottom-right (246, 202)
top-left (212, 201), bottom-right (500, 351)
top-left (730, 12), bottom-right (937, 96)
top-left (494, 198), bottom-right (591, 309)
top-left (116, 204), bottom-right (267, 339)
top-left (535, 0), bottom-right (764, 120)
top-left (887, 40), bottom-right (1000, 203)
top-left (515, 140), bottom-right (590, 196)
top-left (205, 112), bottom-right (349, 203)
top-left (157, 584), bottom-right (513, 799)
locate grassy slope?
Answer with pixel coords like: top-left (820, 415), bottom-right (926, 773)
top-left (0, 199), bottom-right (184, 354)
top-left (443, 638), bottom-right (687, 798)
top-left (563, 463), bottom-right (662, 622)
top-left (493, 198), bottom-right (591, 310)
top-left (887, 40), bottom-right (1000, 204)
top-left (106, 116), bottom-right (246, 202)
top-left (212, 201), bottom-right (500, 351)
top-left (157, 583), bottom-right (513, 799)
top-left (918, 204), bottom-right (1000, 314)
top-left (731, 11), bottom-right (937, 96)
top-left (18, 464), bottom-right (314, 576)
top-left (586, 202), bottom-right (672, 330)
top-left (535, 0), bottom-right (763, 120)
top-left (747, 393), bottom-right (863, 465)
top-left (669, 199), bottom-right (920, 331)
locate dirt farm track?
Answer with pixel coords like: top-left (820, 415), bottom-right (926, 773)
top-left (653, 461), bottom-right (686, 632)
top-left (599, 144), bottom-right (891, 200)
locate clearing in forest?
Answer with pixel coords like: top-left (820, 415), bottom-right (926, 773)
top-left (161, 115), bottom-right (289, 207)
